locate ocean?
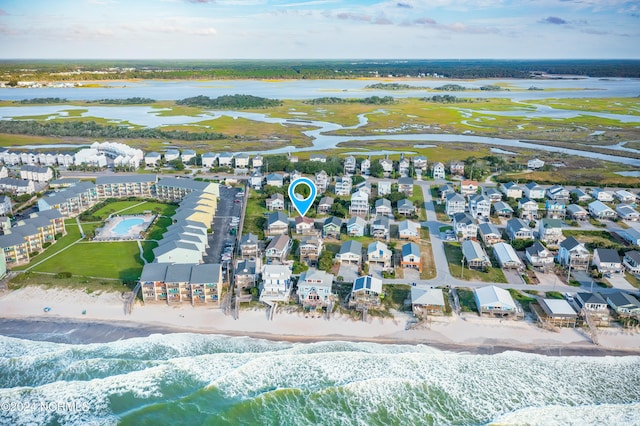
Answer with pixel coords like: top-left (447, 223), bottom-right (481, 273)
top-left (1, 332), bottom-right (639, 426)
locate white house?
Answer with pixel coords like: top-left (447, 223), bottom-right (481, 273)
top-left (260, 264), bottom-right (293, 302)
top-left (335, 240), bottom-right (362, 265)
top-left (432, 162), bottom-right (445, 179)
top-left (558, 237), bottom-right (590, 270)
top-left (377, 180), bottom-right (392, 196)
top-left (525, 241), bottom-right (555, 271)
top-left (350, 190), bottom-right (369, 215)
top-left (501, 182), bottom-right (523, 199)
top-left (453, 213), bottom-right (477, 240)
top-left (367, 241), bottom-right (392, 269)
top-left (524, 182), bottom-right (545, 200)
top-left (445, 192), bottom-right (466, 217)
top-left (588, 200), bottom-right (616, 220)
top-left (469, 194), bottom-right (491, 219)
top-left (527, 158), bottom-right (545, 169)
top-left (493, 242), bottom-right (524, 270)
top-left (592, 248), bottom-right (622, 274)
top-left (361, 158), bottom-right (371, 175)
top-left (506, 218), bottom-right (534, 241)
top-left (616, 204), bottom-right (640, 221)
top-left (297, 268), bottom-right (334, 308)
top-left (615, 190), bottom-right (636, 203)
top-left (591, 188), bottom-right (614, 202)
top-left (474, 285), bottom-right (518, 317)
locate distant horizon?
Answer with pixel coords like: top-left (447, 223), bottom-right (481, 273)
top-left (1, 0), bottom-right (638, 60)
top-left (2, 58), bottom-right (640, 62)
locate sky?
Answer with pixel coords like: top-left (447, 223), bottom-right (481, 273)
top-left (0, 0), bottom-right (639, 59)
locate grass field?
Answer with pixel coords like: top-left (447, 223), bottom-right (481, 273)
top-left (88, 200), bottom-right (177, 220)
top-left (562, 230), bottom-right (623, 250)
top-left (13, 219), bottom-right (83, 271)
top-left (443, 242), bottom-right (507, 283)
top-left (243, 189), bottom-right (267, 239)
top-left (30, 241), bottom-right (144, 281)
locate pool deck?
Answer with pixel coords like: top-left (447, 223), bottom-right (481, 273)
top-left (94, 214), bottom-right (155, 241)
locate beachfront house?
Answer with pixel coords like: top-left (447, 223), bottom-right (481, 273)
top-left (260, 264), bottom-right (293, 303)
top-left (297, 268), bottom-right (335, 309)
top-left (235, 259), bottom-right (258, 292)
top-left (606, 292), bottom-right (640, 316)
top-left (140, 263), bottom-right (222, 306)
top-left (335, 240), bottom-right (362, 266)
top-left (400, 242), bottom-right (422, 272)
top-left (349, 275), bottom-right (383, 308)
top-left (534, 298), bottom-right (577, 328)
top-left (411, 287), bottom-right (445, 317)
top-left (558, 237), bottom-right (590, 271)
top-left (474, 285), bottom-right (519, 318)
top-left (592, 248), bottom-right (622, 275)
top-left (575, 292), bottom-right (609, 326)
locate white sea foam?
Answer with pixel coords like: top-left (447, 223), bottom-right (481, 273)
top-left (490, 402), bottom-right (640, 426)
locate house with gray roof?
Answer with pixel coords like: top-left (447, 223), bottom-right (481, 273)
top-left (461, 240), bottom-right (490, 270)
top-left (374, 198), bottom-right (392, 216)
top-left (323, 216), bottom-right (342, 239)
top-left (411, 287), bottom-right (445, 316)
top-left (335, 240), bottom-right (362, 265)
top-left (397, 199), bottom-right (416, 216)
top-left (588, 200), bottom-right (616, 220)
top-left (492, 201), bottom-right (513, 218)
top-left (606, 292), bottom-right (640, 316)
top-left (266, 211), bottom-right (289, 236)
top-left (474, 285), bottom-right (518, 317)
top-left (567, 204), bottom-right (588, 221)
top-left (592, 248), bottom-right (622, 274)
top-left (506, 218), bottom-right (534, 241)
top-left (623, 250), bottom-right (640, 274)
top-left (297, 268), bottom-right (335, 308)
top-left (478, 222), bottom-right (502, 246)
top-left (346, 216), bottom-right (366, 237)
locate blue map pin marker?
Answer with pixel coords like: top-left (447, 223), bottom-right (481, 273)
top-left (288, 177), bottom-right (317, 217)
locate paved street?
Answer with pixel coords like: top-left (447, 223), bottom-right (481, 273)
top-left (203, 185), bottom-right (241, 265)
top-left (382, 181), bottom-right (636, 297)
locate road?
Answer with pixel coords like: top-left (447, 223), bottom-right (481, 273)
top-left (383, 181), bottom-right (633, 296)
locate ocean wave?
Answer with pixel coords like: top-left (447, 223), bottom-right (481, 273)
top-left (1, 334), bottom-right (639, 425)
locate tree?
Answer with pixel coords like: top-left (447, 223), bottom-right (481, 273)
top-left (169, 159), bottom-right (185, 171)
top-left (369, 161), bottom-right (384, 178)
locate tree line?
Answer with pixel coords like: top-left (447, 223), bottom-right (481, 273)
top-left (0, 120), bottom-right (227, 141)
top-left (176, 94), bottom-right (282, 109)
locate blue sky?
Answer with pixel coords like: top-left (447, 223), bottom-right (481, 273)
top-left (0, 0), bottom-right (638, 59)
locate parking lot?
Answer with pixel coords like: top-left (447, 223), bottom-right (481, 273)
top-left (203, 185), bottom-right (242, 266)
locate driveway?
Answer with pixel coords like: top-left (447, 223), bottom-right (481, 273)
top-left (203, 185), bottom-right (241, 264)
top-left (338, 264), bottom-right (359, 283)
top-left (503, 269), bottom-right (525, 285)
top-left (402, 267), bottom-right (420, 283)
top-left (605, 273), bottom-right (637, 291)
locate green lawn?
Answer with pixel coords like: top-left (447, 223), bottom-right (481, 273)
top-left (408, 185), bottom-right (426, 221)
top-left (444, 242), bottom-right (507, 283)
top-left (456, 288), bottom-right (477, 312)
top-left (244, 189), bottom-right (268, 239)
top-left (13, 220), bottom-right (83, 271)
top-left (88, 200), bottom-right (177, 220)
top-left (31, 241), bottom-right (144, 281)
top-left (146, 217), bottom-right (173, 241)
top-left (141, 241), bottom-right (158, 263)
top-left (562, 230), bottom-right (622, 251)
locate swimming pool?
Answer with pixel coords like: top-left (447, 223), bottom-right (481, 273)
top-left (111, 218), bottom-right (145, 236)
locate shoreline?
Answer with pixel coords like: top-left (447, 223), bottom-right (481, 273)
top-left (1, 316), bottom-right (639, 357)
top-left (1, 287), bottom-right (640, 357)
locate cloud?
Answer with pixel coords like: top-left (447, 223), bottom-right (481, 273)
top-left (336, 12), bottom-right (371, 22)
top-left (275, 0), bottom-right (337, 6)
top-left (0, 8), bottom-right (7, 16)
top-left (581, 28), bottom-right (608, 35)
top-left (373, 17), bottom-right (393, 25)
top-left (539, 16), bottom-right (567, 25)
top-left (414, 17), bottom-right (437, 25)
top-left (396, 2), bottom-right (412, 8)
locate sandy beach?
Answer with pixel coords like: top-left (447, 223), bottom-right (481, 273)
top-left (1, 286), bottom-right (639, 355)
